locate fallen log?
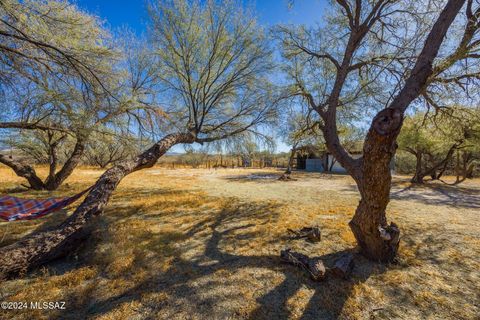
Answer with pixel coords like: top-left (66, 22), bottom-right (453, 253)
top-left (287, 226), bottom-right (321, 242)
top-left (280, 248), bottom-right (326, 281)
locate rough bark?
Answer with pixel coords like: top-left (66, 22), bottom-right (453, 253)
top-left (345, 1), bottom-right (463, 262)
top-left (0, 137), bottom-right (86, 191)
top-left (349, 109), bottom-right (402, 262)
top-left (0, 154), bottom-right (45, 190)
top-left (0, 132), bottom-right (195, 279)
top-left (44, 139), bottom-right (86, 190)
top-left (291, 0), bottom-right (464, 262)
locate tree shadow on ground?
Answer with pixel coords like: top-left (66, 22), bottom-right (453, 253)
top-left (222, 171), bottom-right (285, 183)
top-left (338, 179), bottom-right (480, 209)
top-left (390, 180), bottom-right (480, 209)
top-left (46, 198), bottom-right (388, 320)
top-left (0, 211), bottom-right (70, 248)
top-left (222, 170), bottom-right (345, 184)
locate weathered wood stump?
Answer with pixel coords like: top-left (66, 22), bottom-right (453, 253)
top-left (331, 253), bottom-right (354, 279)
top-left (307, 258), bottom-right (326, 281)
top-left (287, 227), bottom-right (321, 242)
top-left (280, 248), bottom-right (326, 281)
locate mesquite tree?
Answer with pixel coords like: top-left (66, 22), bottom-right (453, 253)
top-left (0, 0), bottom-right (116, 189)
top-left (0, 68), bottom-right (153, 190)
top-left (0, 3), bottom-right (161, 190)
top-left (280, 0), bottom-right (476, 261)
top-left (0, 0), bottom-right (114, 91)
top-left (398, 109), bottom-right (479, 183)
top-left (280, 104), bottom-right (320, 174)
top-left (0, 0), bottom-right (278, 278)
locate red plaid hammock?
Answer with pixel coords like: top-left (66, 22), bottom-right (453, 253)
top-left (0, 188), bottom-right (91, 222)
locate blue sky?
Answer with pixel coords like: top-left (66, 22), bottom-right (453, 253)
top-left (74, 0), bottom-right (328, 153)
top-left (75, 0), bottom-right (327, 32)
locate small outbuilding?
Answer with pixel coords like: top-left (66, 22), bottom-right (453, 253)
top-left (293, 143), bottom-right (393, 174)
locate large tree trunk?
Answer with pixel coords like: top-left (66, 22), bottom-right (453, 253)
top-left (351, 0), bottom-right (465, 261)
top-left (0, 133), bottom-right (195, 279)
top-left (349, 109), bottom-right (402, 262)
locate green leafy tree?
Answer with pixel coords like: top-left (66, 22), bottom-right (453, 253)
top-left (0, 0), bottom-right (112, 89)
top-left (0, 0), bottom-right (120, 189)
top-left (398, 112), bottom-right (464, 183)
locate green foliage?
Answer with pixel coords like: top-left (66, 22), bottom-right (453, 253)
top-left (2, 130), bottom-right (70, 164)
top-left (398, 108), bottom-right (478, 155)
top-left (0, 0), bottom-right (114, 86)
top-left (398, 107), bottom-right (480, 177)
top-left (398, 115), bottom-right (446, 155)
top-left (394, 150), bottom-right (418, 174)
top-left (148, 0), bottom-right (277, 140)
top-left (84, 130), bottom-right (141, 168)
top-left (0, 0), bottom-right (156, 188)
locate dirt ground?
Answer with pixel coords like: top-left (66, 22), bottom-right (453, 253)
top-left (0, 166), bottom-right (479, 320)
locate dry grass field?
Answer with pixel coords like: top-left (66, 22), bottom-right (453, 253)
top-left (0, 166), bottom-right (479, 320)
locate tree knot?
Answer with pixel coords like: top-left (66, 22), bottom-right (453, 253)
top-left (372, 108), bottom-right (403, 136)
top-left (378, 222), bottom-right (400, 244)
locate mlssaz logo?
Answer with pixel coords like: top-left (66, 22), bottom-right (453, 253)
top-left (30, 301), bottom-right (66, 310)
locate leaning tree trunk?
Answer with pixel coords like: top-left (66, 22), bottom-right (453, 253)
top-left (0, 132), bottom-right (195, 279)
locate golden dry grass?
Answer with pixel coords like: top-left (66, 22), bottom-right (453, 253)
top-left (0, 166), bottom-right (479, 319)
